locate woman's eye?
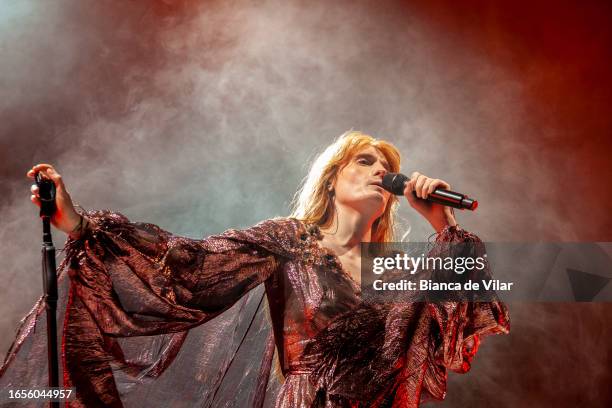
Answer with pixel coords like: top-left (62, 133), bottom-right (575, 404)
top-left (357, 158), bottom-right (371, 165)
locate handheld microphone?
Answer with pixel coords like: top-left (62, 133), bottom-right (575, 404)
top-left (382, 173), bottom-right (478, 211)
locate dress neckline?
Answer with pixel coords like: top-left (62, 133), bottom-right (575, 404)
top-left (300, 221), bottom-right (362, 294)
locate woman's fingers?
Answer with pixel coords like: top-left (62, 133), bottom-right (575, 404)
top-left (414, 175), bottom-right (427, 198)
top-left (424, 179), bottom-right (450, 198)
top-left (404, 177), bottom-right (415, 196)
top-left (422, 178), bottom-right (436, 199)
top-left (27, 163), bottom-right (54, 179)
top-left (26, 164), bottom-right (83, 235)
top-left (27, 164), bottom-right (64, 206)
top-left (27, 164), bottom-right (61, 185)
top-left (404, 172), bottom-right (420, 197)
top-left (426, 180), bottom-right (437, 196)
top-left (44, 167), bottom-right (65, 190)
top-left (406, 172), bottom-right (451, 199)
top-left (30, 194), bottom-right (41, 207)
top-left (27, 164), bottom-right (66, 192)
top-left (434, 179), bottom-right (450, 192)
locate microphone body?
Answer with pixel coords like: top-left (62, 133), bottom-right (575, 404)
top-left (382, 173), bottom-right (478, 211)
top-left (35, 172), bottom-right (57, 218)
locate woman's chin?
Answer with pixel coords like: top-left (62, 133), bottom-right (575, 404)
top-left (361, 194), bottom-right (388, 214)
top-left (340, 192), bottom-right (387, 213)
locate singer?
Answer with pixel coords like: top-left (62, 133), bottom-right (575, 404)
top-left (6, 131), bottom-right (509, 407)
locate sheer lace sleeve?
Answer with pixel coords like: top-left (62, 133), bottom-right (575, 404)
top-left (62, 209), bottom-right (290, 336)
top-left (56, 210), bottom-right (291, 406)
top-left (422, 225), bottom-right (510, 401)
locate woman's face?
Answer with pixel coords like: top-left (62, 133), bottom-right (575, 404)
top-left (332, 145), bottom-right (392, 218)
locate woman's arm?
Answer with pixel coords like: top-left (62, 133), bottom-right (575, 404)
top-left (64, 209), bottom-right (288, 336)
top-left (27, 163), bottom-right (289, 333)
top-left (427, 225), bottom-right (510, 373)
top-left (24, 164), bottom-right (292, 406)
top-left (402, 171), bottom-right (457, 233)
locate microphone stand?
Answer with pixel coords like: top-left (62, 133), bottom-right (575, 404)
top-left (35, 173), bottom-right (59, 408)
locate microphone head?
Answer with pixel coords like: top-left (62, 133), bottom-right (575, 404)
top-left (462, 197), bottom-right (478, 211)
top-left (382, 173), bottom-right (409, 195)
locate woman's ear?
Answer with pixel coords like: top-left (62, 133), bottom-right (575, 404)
top-left (327, 170), bottom-right (339, 193)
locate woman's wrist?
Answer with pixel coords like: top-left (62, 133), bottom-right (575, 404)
top-left (67, 215), bottom-right (92, 239)
top-left (430, 209), bottom-right (457, 233)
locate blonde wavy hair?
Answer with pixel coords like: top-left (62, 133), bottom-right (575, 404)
top-left (290, 130), bottom-right (401, 242)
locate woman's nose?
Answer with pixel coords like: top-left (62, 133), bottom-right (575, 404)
top-left (373, 167), bottom-right (387, 178)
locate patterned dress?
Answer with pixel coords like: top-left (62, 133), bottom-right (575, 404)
top-left (0, 210), bottom-right (509, 407)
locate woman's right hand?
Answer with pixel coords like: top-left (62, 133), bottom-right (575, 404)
top-left (27, 164), bottom-right (83, 236)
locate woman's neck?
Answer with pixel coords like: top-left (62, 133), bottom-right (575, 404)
top-left (319, 203), bottom-right (377, 255)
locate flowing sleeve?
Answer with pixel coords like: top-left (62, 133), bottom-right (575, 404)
top-left (1, 209), bottom-right (293, 408)
top-left (421, 225), bottom-right (510, 402)
top-left (65, 209), bottom-right (288, 337)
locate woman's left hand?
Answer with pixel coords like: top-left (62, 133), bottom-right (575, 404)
top-left (403, 172), bottom-right (457, 233)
